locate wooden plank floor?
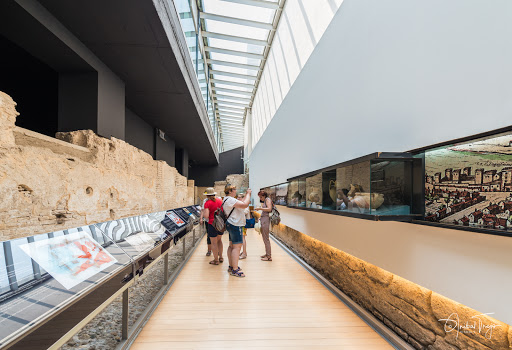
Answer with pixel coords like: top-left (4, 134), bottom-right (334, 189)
top-left (130, 229), bottom-right (394, 349)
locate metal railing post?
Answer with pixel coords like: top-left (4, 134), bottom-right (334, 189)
top-left (122, 288), bottom-right (129, 340)
top-left (163, 252), bottom-right (169, 285)
top-left (182, 236), bottom-right (186, 261)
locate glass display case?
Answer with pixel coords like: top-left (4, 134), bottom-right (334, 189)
top-left (0, 206), bottom-right (196, 348)
top-left (335, 155), bottom-right (415, 215)
top-left (283, 152), bottom-right (423, 219)
top-left (306, 173), bottom-right (322, 209)
top-left (269, 186), bottom-right (276, 204)
top-left (421, 130), bottom-right (512, 234)
top-left (275, 183), bottom-right (288, 205)
top-left (297, 177), bottom-right (307, 207)
top-left (288, 180), bottom-right (298, 206)
top-left (322, 170), bottom-right (337, 210)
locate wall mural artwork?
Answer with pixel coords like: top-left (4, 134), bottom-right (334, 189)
top-left (424, 133), bottom-right (512, 232)
top-left (20, 232), bottom-right (118, 289)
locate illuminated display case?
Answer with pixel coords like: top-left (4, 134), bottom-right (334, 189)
top-left (420, 130), bottom-right (512, 234)
top-left (306, 173), bottom-right (322, 209)
top-left (286, 152), bottom-right (424, 220)
top-left (275, 183), bottom-right (288, 205)
top-left (287, 178), bottom-right (306, 207)
top-left (264, 129), bottom-right (512, 235)
top-left (0, 206), bottom-right (197, 348)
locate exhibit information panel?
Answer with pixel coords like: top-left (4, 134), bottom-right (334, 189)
top-left (165, 211), bottom-right (186, 227)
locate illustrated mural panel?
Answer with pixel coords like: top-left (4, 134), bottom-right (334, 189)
top-left (424, 132), bottom-right (512, 232)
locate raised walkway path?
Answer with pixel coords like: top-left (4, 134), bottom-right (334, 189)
top-left (131, 229), bottom-right (394, 349)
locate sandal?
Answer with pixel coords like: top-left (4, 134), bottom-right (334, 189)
top-left (219, 257), bottom-right (224, 263)
top-left (239, 253), bottom-right (247, 259)
top-left (260, 254), bottom-right (267, 258)
top-left (227, 266), bottom-right (233, 273)
top-left (206, 251), bottom-right (212, 256)
top-left (261, 256), bottom-right (272, 261)
top-left (231, 267), bottom-right (245, 278)
top-left (209, 260), bottom-right (219, 265)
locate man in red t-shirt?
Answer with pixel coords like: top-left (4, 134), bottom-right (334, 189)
top-left (203, 187), bottom-right (224, 265)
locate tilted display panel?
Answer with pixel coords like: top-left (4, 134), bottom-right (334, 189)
top-left (0, 207), bottom-right (197, 349)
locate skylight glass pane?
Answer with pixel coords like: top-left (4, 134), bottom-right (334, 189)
top-left (212, 74), bottom-right (254, 84)
top-left (208, 38), bottom-right (265, 55)
top-left (211, 65), bottom-right (258, 76)
top-left (215, 95), bottom-right (250, 102)
top-left (205, 20), bottom-right (270, 41)
top-left (214, 83), bottom-right (253, 92)
top-left (209, 52), bottom-right (262, 66)
top-left (214, 90), bottom-right (252, 98)
top-left (202, 0), bottom-right (276, 23)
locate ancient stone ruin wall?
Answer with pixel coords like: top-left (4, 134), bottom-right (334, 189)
top-left (212, 174), bottom-right (249, 198)
top-left (268, 220), bottom-right (511, 350)
top-left (0, 92), bottom-right (194, 241)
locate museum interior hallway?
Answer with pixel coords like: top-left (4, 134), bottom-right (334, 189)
top-left (129, 230), bottom-right (395, 350)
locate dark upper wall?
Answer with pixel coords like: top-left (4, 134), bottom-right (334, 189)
top-left (125, 108), bottom-right (154, 157)
top-left (190, 147), bottom-right (244, 186)
top-left (0, 34), bottom-right (58, 137)
top-left (155, 132), bottom-right (175, 168)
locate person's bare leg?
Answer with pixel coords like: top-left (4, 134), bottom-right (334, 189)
top-left (210, 236), bottom-right (219, 263)
top-left (217, 234), bottom-right (224, 261)
top-left (240, 235), bottom-right (247, 258)
top-left (231, 243), bottom-right (242, 271)
top-left (227, 241), bottom-right (233, 268)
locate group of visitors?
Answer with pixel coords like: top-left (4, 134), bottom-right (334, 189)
top-left (199, 185), bottom-right (274, 278)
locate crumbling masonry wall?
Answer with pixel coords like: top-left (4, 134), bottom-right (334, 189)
top-left (0, 91), bottom-right (194, 240)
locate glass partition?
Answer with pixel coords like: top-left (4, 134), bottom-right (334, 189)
top-left (268, 186), bottom-right (276, 204)
top-left (275, 183), bottom-right (288, 206)
top-left (297, 178), bottom-right (307, 207)
top-left (288, 180), bottom-right (298, 207)
top-left (306, 173), bottom-right (323, 209)
top-left (370, 160), bottom-right (412, 215)
top-left (322, 170), bottom-right (337, 210)
top-left (336, 160), bottom-right (371, 214)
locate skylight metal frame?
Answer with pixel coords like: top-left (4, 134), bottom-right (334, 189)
top-left (190, 0), bottom-right (286, 152)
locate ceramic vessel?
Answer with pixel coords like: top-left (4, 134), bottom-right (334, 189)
top-left (352, 192), bottom-right (385, 209)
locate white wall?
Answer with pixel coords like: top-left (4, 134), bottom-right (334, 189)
top-left (249, 0), bottom-right (512, 195)
top-left (279, 206), bottom-right (512, 325)
top-left (248, 0), bottom-right (345, 153)
top-left (248, 0), bottom-right (512, 326)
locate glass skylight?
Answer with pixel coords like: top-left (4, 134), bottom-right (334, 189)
top-left (175, 0), bottom-right (282, 151)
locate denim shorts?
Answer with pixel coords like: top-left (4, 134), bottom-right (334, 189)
top-left (207, 223), bottom-right (223, 238)
top-left (226, 222), bottom-right (243, 244)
